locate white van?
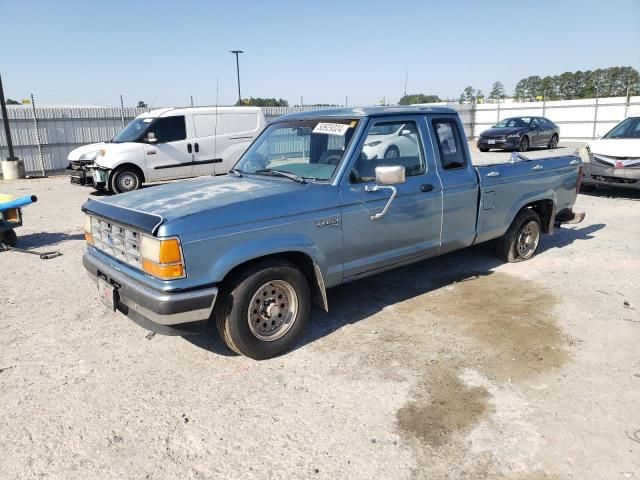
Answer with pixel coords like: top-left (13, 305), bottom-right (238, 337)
top-left (67, 106), bottom-right (265, 193)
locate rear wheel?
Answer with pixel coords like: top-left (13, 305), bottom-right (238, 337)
top-left (495, 209), bottom-right (542, 262)
top-left (215, 259), bottom-right (311, 359)
top-left (518, 136), bottom-right (530, 152)
top-left (109, 166), bottom-right (142, 194)
top-left (548, 134), bottom-right (559, 149)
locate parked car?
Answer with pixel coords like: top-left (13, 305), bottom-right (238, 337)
top-left (477, 116), bottom-right (559, 152)
top-left (81, 107), bottom-right (584, 359)
top-left (582, 113), bottom-right (640, 191)
top-left (67, 106), bottom-right (265, 193)
top-left (361, 122), bottom-right (419, 159)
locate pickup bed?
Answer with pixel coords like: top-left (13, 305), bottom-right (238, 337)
top-left (82, 106), bottom-right (584, 359)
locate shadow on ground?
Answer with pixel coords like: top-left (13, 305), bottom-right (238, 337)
top-left (186, 222), bottom-right (603, 357)
top-left (16, 231), bottom-right (84, 248)
top-left (580, 186), bottom-right (640, 201)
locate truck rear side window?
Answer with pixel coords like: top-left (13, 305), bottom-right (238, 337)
top-left (432, 119), bottom-right (466, 170)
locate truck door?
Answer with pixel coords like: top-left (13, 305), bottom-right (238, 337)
top-left (143, 115), bottom-right (193, 181)
top-left (339, 115), bottom-right (443, 279)
top-left (430, 117), bottom-right (479, 254)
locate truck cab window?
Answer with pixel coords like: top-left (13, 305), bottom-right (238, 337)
top-left (351, 120), bottom-right (425, 183)
top-left (149, 116), bottom-right (186, 143)
top-left (432, 119), bottom-right (466, 170)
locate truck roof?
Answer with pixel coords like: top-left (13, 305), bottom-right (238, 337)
top-left (274, 106), bottom-right (457, 122)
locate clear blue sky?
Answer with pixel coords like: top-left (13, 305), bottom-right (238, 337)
top-left (1, 0), bottom-right (639, 107)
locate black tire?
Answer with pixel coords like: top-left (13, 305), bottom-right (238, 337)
top-left (518, 136), bottom-right (530, 152)
top-left (0, 229), bottom-right (17, 247)
top-left (109, 166), bottom-right (142, 194)
top-left (384, 146), bottom-right (400, 159)
top-left (548, 134), bottom-right (559, 149)
top-left (479, 147), bottom-right (490, 152)
top-left (495, 209), bottom-right (542, 263)
top-left (214, 259), bottom-right (311, 360)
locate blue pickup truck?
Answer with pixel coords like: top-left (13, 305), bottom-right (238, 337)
top-left (82, 107), bottom-right (584, 359)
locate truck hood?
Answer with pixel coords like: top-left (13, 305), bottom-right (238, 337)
top-left (588, 138), bottom-right (640, 158)
top-left (102, 174), bottom-right (309, 223)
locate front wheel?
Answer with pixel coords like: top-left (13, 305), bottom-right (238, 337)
top-left (518, 136), bottom-right (530, 152)
top-left (384, 146), bottom-right (399, 159)
top-left (495, 209), bottom-right (542, 262)
top-left (109, 167), bottom-right (142, 194)
top-left (215, 259), bottom-right (311, 359)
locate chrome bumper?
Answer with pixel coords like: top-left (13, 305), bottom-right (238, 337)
top-left (83, 251), bottom-right (217, 330)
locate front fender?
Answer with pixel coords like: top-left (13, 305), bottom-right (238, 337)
top-left (200, 233), bottom-right (328, 286)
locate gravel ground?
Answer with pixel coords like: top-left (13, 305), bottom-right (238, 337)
top-left (1, 162), bottom-right (638, 479)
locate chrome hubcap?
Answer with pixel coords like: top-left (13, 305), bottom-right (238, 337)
top-left (117, 172), bottom-right (137, 192)
top-left (248, 280), bottom-right (298, 341)
top-left (517, 220), bottom-right (540, 259)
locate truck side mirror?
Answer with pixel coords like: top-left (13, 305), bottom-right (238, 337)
top-left (375, 165), bottom-right (406, 185)
top-left (146, 132), bottom-right (158, 144)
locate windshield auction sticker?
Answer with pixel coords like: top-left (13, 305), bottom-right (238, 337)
top-left (313, 122), bottom-right (350, 136)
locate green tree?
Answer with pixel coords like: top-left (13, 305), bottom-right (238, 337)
top-left (137, 100), bottom-right (148, 108)
top-left (489, 81), bottom-right (506, 100)
top-left (463, 86), bottom-right (475, 103)
top-left (476, 90), bottom-right (484, 103)
top-left (399, 93), bottom-right (441, 105)
top-left (236, 97), bottom-right (289, 107)
top-left (6, 98), bottom-right (20, 105)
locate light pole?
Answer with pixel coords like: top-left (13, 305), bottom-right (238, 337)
top-left (230, 50), bottom-right (244, 105)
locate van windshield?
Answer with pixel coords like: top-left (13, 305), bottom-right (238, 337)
top-left (112, 118), bottom-right (154, 143)
top-left (234, 119), bottom-right (359, 181)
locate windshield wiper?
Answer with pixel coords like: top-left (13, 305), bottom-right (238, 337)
top-left (254, 168), bottom-right (307, 184)
top-left (229, 168), bottom-right (244, 177)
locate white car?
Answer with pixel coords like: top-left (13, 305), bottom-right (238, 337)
top-left (361, 123), bottom-right (419, 159)
top-left (583, 113), bottom-right (640, 191)
top-left (67, 106), bottom-right (265, 193)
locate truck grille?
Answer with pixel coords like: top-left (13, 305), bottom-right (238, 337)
top-left (90, 216), bottom-right (142, 268)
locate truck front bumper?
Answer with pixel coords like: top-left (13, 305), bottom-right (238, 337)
top-left (83, 251), bottom-right (218, 335)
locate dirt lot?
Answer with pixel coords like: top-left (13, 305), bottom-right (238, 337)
top-left (1, 155), bottom-right (639, 479)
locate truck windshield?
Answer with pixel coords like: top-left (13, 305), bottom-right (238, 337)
top-left (234, 119), bottom-right (359, 181)
top-left (111, 118), bottom-right (154, 143)
top-left (603, 117), bottom-right (640, 139)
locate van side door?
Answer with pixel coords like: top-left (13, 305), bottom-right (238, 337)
top-left (191, 113), bottom-right (221, 177)
top-left (429, 116), bottom-right (479, 254)
top-left (143, 115), bottom-right (194, 181)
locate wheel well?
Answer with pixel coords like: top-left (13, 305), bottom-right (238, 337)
top-left (111, 163), bottom-right (145, 183)
top-left (521, 199), bottom-right (554, 233)
top-left (222, 252), bottom-right (327, 311)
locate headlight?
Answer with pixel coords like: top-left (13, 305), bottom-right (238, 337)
top-left (79, 150), bottom-right (105, 161)
top-left (140, 236), bottom-right (185, 280)
top-left (364, 140), bottom-right (382, 147)
top-left (507, 132), bottom-right (521, 138)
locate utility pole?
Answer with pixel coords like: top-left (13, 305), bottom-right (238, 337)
top-left (190, 95), bottom-right (194, 107)
top-left (0, 73), bottom-right (16, 161)
top-left (403, 70), bottom-right (408, 98)
top-left (230, 50), bottom-right (244, 105)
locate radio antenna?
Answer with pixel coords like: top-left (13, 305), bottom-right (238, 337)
top-left (214, 77), bottom-right (219, 166)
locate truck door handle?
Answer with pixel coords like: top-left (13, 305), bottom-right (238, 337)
top-left (194, 143), bottom-right (199, 153)
top-left (532, 164), bottom-right (543, 170)
top-left (420, 184), bottom-right (434, 192)
top-left (486, 171), bottom-right (500, 177)
top-left (187, 143), bottom-right (192, 153)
